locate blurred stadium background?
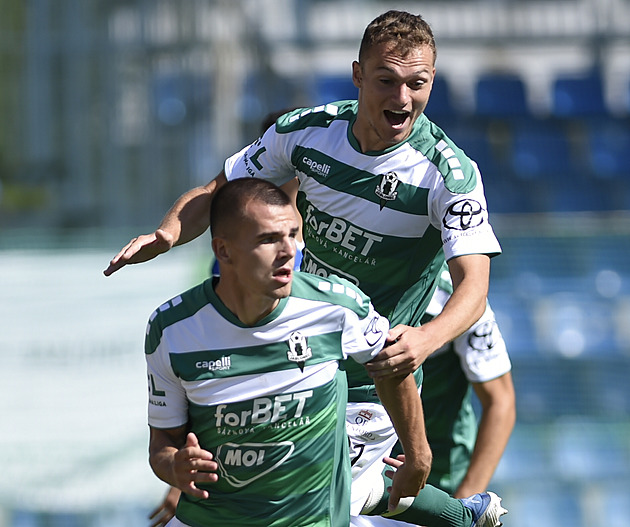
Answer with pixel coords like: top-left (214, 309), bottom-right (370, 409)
top-left (1, 0), bottom-right (629, 526)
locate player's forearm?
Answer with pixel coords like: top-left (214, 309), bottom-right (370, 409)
top-left (374, 373), bottom-right (432, 469)
top-left (159, 172), bottom-right (226, 247)
top-left (419, 288), bottom-right (486, 355)
top-left (424, 255), bottom-right (490, 351)
top-left (158, 187), bottom-right (212, 247)
top-left (455, 392), bottom-right (516, 497)
top-left (149, 433), bottom-right (181, 488)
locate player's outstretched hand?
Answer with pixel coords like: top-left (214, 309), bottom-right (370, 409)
top-left (103, 229), bottom-right (174, 276)
top-left (148, 486), bottom-right (181, 527)
top-left (383, 454), bottom-right (428, 512)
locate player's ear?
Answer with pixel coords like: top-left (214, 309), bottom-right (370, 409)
top-left (212, 237), bottom-right (232, 264)
top-left (352, 61), bottom-right (362, 88)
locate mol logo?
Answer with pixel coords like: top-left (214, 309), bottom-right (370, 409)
top-left (216, 441), bottom-right (294, 488)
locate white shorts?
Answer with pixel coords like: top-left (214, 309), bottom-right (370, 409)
top-left (346, 400), bottom-right (401, 517)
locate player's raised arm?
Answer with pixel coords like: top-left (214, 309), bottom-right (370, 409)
top-left (103, 172), bottom-right (227, 276)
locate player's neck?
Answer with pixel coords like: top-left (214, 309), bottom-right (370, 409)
top-left (214, 278), bottom-right (280, 326)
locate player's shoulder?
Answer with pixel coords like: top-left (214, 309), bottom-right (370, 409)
top-left (408, 114), bottom-right (479, 194)
top-left (145, 280), bottom-right (210, 354)
top-left (275, 101), bottom-right (357, 134)
top-left (290, 271), bottom-right (371, 317)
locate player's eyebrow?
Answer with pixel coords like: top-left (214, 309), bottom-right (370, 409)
top-left (255, 226), bottom-right (299, 239)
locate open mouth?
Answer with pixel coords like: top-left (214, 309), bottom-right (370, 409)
top-left (273, 267), bottom-right (293, 282)
top-left (384, 109), bottom-right (410, 127)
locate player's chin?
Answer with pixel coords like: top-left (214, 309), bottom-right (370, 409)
top-left (270, 279), bottom-right (293, 298)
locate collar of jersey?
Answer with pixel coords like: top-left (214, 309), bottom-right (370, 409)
top-left (204, 277), bottom-right (289, 328)
top-left (346, 111), bottom-right (429, 156)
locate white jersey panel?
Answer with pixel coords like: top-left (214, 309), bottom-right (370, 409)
top-left (182, 361), bottom-right (339, 407)
top-left (156, 296), bottom-right (368, 352)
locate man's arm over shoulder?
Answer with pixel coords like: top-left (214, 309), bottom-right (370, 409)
top-left (104, 172), bottom-right (227, 276)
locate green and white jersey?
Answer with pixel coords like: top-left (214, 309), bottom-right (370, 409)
top-left (225, 101), bottom-right (501, 326)
top-left (225, 101), bottom-right (501, 388)
top-left (145, 272), bottom-right (389, 527)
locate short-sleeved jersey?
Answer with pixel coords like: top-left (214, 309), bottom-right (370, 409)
top-left (224, 101), bottom-right (501, 388)
top-left (145, 272), bottom-right (389, 527)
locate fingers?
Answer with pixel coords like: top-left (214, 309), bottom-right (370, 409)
top-left (148, 506), bottom-right (172, 527)
top-left (173, 433), bottom-right (218, 499)
top-left (383, 455), bottom-right (404, 469)
top-left (148, 503), bottom-right (164, 521)
top-left (365, 354), bottom-right (412, 379)
top-left (385, 463), bottom-right (423, 512)
top-left (103, 232), bottom-right (166, 276)
top-left (185, 432), bottom-right (200, 448)
top-left (103, 241), bottom-right (134, 276)
top-left (388, 487), bottom-right (401, 512)
top-left (387, 325), bottom-right (406, 342)
top-left (103, 238), bottom-right (140, 276)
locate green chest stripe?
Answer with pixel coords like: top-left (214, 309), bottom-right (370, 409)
top-left (292, 146), bottom-right (429, 215)
top-left (170, 331), bottom-right (343, 381)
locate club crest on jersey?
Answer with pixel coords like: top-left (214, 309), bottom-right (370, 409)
top-left (375, 172), bottom-right (399, 210)
top-left (287, 331), bottom-right (312, 372)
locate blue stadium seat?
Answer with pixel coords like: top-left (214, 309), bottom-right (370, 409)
top-left (474, 73), bottom-right (531, 118)
top-left (424, 76), bottom-right (456, 121)
top-left (312, 74), bottom-right (357, 105)
top-left (586, 120), bottom-right (630, 177)
top-left (506, 120), bottom-right (604, 211)
top-left (509, 121), bottom-right (575, 181)
top-left (581, 119), bottom-right (630, 210)
top-left (552, 72), bottom-right (608, 118)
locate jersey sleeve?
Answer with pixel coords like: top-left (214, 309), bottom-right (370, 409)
top-left (341, 296), bottom-right (390, 365)
top-left (224, 120), bottom-right (298, 186)
top-left (428, 161), bottom-right (502, 262)
top-left (145, 317), bottom-right (189, 429)
top-left (452, 303), bottom-right (512, 383)
top-left (426, 280), bottom-right (511, 382)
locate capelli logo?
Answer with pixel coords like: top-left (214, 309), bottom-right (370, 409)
top-left (196, 356), bottom-right (232, 371)
top-left (302, 156), bottom-right (331, 177)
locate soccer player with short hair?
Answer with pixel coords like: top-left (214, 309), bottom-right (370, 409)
top-left (108, 10), bottom-right (509, 527)
top-left (146, 178), bottom-right (427, 526)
